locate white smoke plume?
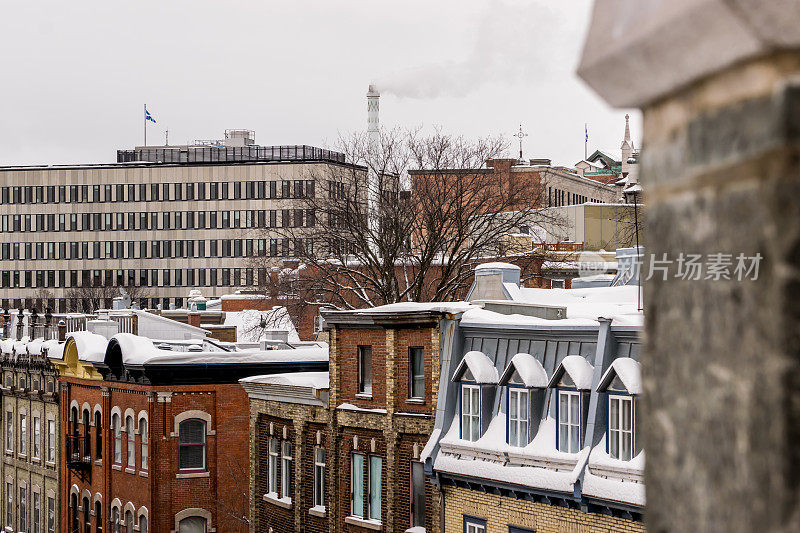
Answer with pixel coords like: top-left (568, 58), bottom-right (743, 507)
top-left (374, 0), bottom-right (589, 99)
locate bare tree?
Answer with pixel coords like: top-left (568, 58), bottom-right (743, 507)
top-left (250, 128), bottom-right (567, 316)
top-left (65, 283), bottom-right (151, 312)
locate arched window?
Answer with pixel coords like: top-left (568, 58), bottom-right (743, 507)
top-left (83, 496), bottom-right (91, 533)
top-left (70, 494), bottom-right (79, 533)
top-left (126, 417), bottom-right (135, 468)
top-left (178, 420), bottom-right (206, 472)
top-left (112, 413), bottom-right (121, 465)
top-left (139, 515), bottom-right (148, 533)
top-left (125, 510), bottom-right (133, 533)
top-left (140, 419), bottom-right (148, 471)
top-left (83, 410), bottom-right (91, 459)
top-left (95, 411), bottom-right (102, 461)
top-left (178, 516), bottom-right (207, 533)
top-left (71, 406), bottom-right (79, 435)
top-left (111, 507), bottom-right (120, 533)
top-left (95, 500), bottom-right (103, 533)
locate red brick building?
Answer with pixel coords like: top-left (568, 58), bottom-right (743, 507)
top-left (56, 332), bottom-right (327, 533)
top-left (244, 302), bottom-right (471, 532)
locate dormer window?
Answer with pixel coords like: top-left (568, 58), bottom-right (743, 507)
top-left (608, 395), bottom-right (633, 460)
top-left (597, 357), bottom-right (641, 462)
top-left (499, 353), bottom-right (548, 448)
top-left (547, 355), bottom-right (595, 454)
top-left (452, 351), bottom-right (499, 443)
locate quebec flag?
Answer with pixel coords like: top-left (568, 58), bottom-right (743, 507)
top-left (145, 109), bottom-right (157, 124)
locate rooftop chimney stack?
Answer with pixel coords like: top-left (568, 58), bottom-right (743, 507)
top-left (367, 84), bottom-right (380, 139)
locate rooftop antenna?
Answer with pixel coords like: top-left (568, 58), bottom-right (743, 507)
top-left (165, 128), bottom-right (169, 146)
top-left (513, 124), bottom-right (528, 161)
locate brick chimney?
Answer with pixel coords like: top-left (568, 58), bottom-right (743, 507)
top-left (188, 311), bottom-right (201, 329)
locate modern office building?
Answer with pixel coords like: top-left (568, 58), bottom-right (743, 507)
top-left (0, 130), bottom-right (363, 312)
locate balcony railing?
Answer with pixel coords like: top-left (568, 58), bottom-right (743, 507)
top-left (66, 434), bottom-right (91, 468)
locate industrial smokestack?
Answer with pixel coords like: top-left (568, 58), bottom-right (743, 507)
top-left (367, 84), bottom-right (380, 136)
top-left (366, 85), bottom-right (380, 246)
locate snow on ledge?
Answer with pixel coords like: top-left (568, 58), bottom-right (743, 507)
top-left (452, 351), bottom-right (499, 384)
top-left (499, 353), bottom-right (549, 388)
top-left (597, 358), bottom-right (641, 394)
top-left (337, 403), bottom-right (387, 414)
top-left (547, 355), bottom-right (594, 390)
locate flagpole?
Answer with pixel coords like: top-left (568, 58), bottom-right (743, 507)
top-left (144, 104), bottom-right (147, 146)
top-left (584, 123), bottom-right (587, 160)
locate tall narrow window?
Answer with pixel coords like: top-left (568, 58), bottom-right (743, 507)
top-left (19, 412), bottom-right (26, 455)
top-left (111, 508), bottom-right (119, 533)
top-left (47, 420), bottom-right (55, 462)
top-left (32, 416), bottom-right (40, 459)
top-left (368, 456), bottom-right (382, 521)
top-left (33, 492), bottom-right (40, 533)
top-left (125, 511), bottom-right (133, 533)
top-left (558, 390), bottom-right (581, 453)
top-left (461, 384), bottom-right (481, 442)
top-left (126, 416), bottom-right (135, 467)
top-left (95, 500), bottom-right (102, 533)
top-left (409, 347), bottom-right (425, 399)
top-left (609, 395), bottom-right (633, 460)
top-left (47, 497), bottom-right (54, 533)
top-left (268, 438), bottom-right (279, 494)
top-left (82, 496), bottom-right (90, 533)
top-left (281, 441), bottom-right (292, 499)
top-left (95, 412), bottom-right (102, 460)
top-left (20, 487), bottom-right (26, 533)
top-left (6, 409), bottom-right (13, 451)
top-left (508, 388), bottom-right (530, 447)
top-left (410, 461), bottom-right (425, 527)
top-left (313, 448), bottom-right (326, 508)
top-left (357, 346), bottom-right (372, 395)
top-left (178, 419), bottom-right (206, 472)
top-left (6, 482), bottom-right (12, 526)
top-left (112, 413), bottom-right (121, 464)
top-left (140, 419), bottom-right (148, 471)
top-left (139, 515), bottom-right (147, 533)
top-left (351, 453), bottom-right (365, 517)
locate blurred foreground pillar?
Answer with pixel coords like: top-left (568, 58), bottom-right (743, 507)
top-left (579, 1), bottom-right (800, 531)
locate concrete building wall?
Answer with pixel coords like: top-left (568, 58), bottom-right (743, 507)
top-left (0, 160), bottom-right (358, 310)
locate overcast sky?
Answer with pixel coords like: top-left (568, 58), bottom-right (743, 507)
top-left (0, 0), bottom-right (640, 167)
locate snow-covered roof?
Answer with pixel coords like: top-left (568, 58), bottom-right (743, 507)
top-left (25, 338), bottom-right (44, 356)
top-left (352, 301), bottom-right (475, 316)
top-left (41, 339), bottom-right (64, 359)
top-left (498, 353), bottom-right (549, 388)
top-left (452, 351), bottom-right (499, 384)
top-left (597, 357), bottom-right (641, 395)
top-left (66, 331), bottom-right (109, 363)
top-left (460, 308), bottom-right (598, 329)
top-left (502, 284), bottom-right (641, 322)
top-left (547, 355), bottom-right (595, 390)
top-left (240, 371), bottom-right (329, 389)
top-left (474, 262), bottom-right (521, 271)
top-left (108, 333), bottom-right (328, 367)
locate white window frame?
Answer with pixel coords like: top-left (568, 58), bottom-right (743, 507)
top-left (461, 384), bottom-right (481, 442)
top-left (46, 420), bottom-right (55, 463)
top-left (140, 418), bottom-right (149, 472)
top-left (19, 412), bottom-right (27, 456)
top-left (558, 389), bottom-right (582, 453)
top-left (368, 455), bottom-right (382, 522)
top-left (268, 438), bottom-right (279, 495)
top-left (465, 519), bottom-right (486, 533)
top-left (32, 416), bottom-right (40, 460)
top-left (112, 414), bottom-right (121, 465)
top-left (351, 452), bottom-right (365, 518)
top-left (281, 441), bottom-right (292, 500)
top-left (6, 409), bottom-right (13, 452)
top-left (313, 447), bottom-right (325, 508)
top-left (508, 387), bottom-right (530, 447)
top-left (126, 416), bottom-right (135, 468)
top-left (608, 394), bottom-right (634, 461)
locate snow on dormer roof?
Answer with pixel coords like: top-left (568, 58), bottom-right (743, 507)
top-left (547, 355), bottom-right (595, 390)
top-left (597, 357), bottom-right (641, 394)
top-left (498, 353), bottom-right (549, 388)
top-left (452, 351), bottom-right (499, 384)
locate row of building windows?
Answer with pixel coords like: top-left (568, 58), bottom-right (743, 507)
top-left (0, 208), bottom-right (314, 233)
top-left (4, 483), bottom-right (56, 533)
top-left (547, 186), bottom-right (604, 207)
top-left (1, 237), bottom-right (313, 263)
top-left (5, 409), bottom-right (57, 463)
top-left (0, 180), bottom-right (318, 205)
top-left (459, 382), bottom-right (635, 460)
top-left (357, 345), bottom-right (426, 400)
top-left (68, 492), bottom-right (148, 533)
